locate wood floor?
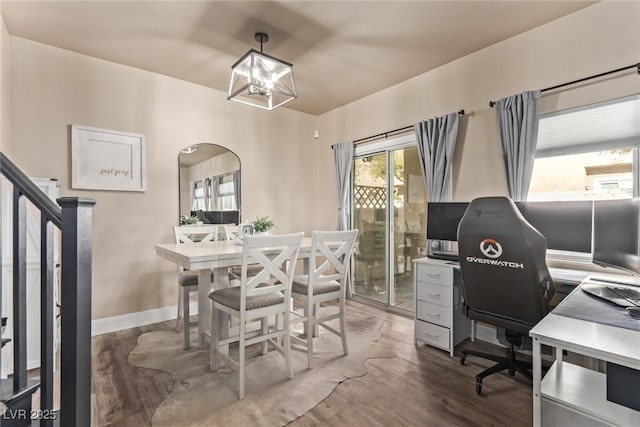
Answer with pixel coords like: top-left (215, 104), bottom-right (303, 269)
top-left (91, 301), bottom-right (533, 426)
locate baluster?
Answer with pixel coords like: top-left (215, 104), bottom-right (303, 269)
top-left (12, 188), bottom-right (27, 392)
top-left (40, 216), bottom-right (55, 426)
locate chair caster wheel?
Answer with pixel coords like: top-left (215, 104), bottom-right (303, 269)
top-left (460, 354), bottom-right (466, 365)
top-left (475, 379), bottom-right (482, 395)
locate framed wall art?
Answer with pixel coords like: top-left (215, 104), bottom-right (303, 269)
top-left (71, 125), bottom-right (146, 192)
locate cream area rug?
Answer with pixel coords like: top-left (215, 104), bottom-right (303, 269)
top-left (128, 315), bottom-right (396, 426)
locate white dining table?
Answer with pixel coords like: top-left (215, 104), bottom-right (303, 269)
top-left (154, 236), bottom-right (316, 349)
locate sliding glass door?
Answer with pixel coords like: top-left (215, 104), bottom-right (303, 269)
top-left (353, 152), bottom-right (388, 303)
top-left (352, 137), bottom-right (427, 312)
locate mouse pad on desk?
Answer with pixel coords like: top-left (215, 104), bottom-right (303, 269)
top-left (553, 288), bottom-right (640, 331)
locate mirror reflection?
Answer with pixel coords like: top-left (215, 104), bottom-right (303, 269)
top-left (178, 143), bottom-right (241, 225)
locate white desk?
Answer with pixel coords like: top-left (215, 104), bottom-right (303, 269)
top-left (155, 237), bottom-right (317, 349)
top-left (530, 285), bottom-right (640, 426)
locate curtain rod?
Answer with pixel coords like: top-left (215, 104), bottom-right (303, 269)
top-left (200, 170), bottom-right (236, 182)
top-left (489, 62), bottom-right (640, 107)
top-left (332, 109), bottom-right (466, 147)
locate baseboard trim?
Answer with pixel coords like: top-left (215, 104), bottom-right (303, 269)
top-left (91, 302), bottom-right (199, 336)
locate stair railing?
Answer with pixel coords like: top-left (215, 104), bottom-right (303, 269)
top-left (1, 152), bottom-right (94, 427)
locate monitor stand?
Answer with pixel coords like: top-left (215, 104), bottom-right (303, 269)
top-left (428, 252), bottom-right (459, 262)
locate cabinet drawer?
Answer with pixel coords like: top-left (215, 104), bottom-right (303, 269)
top-left (416, 282), bottom-right (450, 307)
top-left (415, 264), bottom-right (452, 287)
top-left (417, 300), bottom-right (451, 327)
top-left (415, 320), bottom-right (450, 350)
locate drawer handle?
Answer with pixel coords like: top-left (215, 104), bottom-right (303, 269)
top-left (425, 332), bottom-right (440, 338)
top-left (426, 312), bottom-right (441, 318)
top-left (427, 273), bottom-right (441, 279)
top-left (426, 292), bottom-right (441, 298)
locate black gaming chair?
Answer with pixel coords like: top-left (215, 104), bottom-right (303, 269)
top-left (457, 196), bottom-right (555, 395)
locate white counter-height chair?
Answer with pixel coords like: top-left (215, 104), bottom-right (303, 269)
top-left (173, 225), bottom-right (218, 349)
top-left (222, 224), bottom-right (239, 241)
top-left (209, 232), bottom-right (303, 400)
top-left (290, 230), bottom-right (358, 369)
top-left (224, 224), bottom-right (265, 281)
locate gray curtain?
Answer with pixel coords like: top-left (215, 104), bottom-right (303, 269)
top-left (232, 169), bottom-right (241, 214)
top-left (495, 90), bottom-right (541, 201)
top-left (414, 112), bottom-right (460, 203)
top-left (333, 142), bottom-right (354, 231)
top-left (189, 181), bottom-right (196, 211)
top-left (211, 176), bottom-right (220, 210)
top-left (203, 178), bottom-right (211, 211)
top-left (332, 141), bottom-right (354, 298)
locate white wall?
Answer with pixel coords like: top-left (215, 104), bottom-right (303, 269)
top-left (7, 37), bottom-right (317, 319)
top-left (314, 1), bottom-right (640, 231)
top-left (0, 9), bottom-right (9, 155)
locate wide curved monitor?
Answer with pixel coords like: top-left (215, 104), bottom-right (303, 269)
top-left (515, 201), bottom-right (593, 254)
top-left (593, 199), bottom-right (640, 275)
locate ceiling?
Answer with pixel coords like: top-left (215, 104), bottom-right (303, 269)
top-left (1, 1), bottom-right (596, 115)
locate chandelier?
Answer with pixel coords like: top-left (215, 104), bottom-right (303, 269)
top-left (227, 32), bottom-right (297, 110)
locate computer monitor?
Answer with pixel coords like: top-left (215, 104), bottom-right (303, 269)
top-left (515, 201), bottom-right (593, 253)
top-left (426, 202), bottom-right (469, 241)
top-left (191, 210), bottom-right (240, 225)
top-left (221, 210), bottom-right (240, 225)
top-left (593, 199), bottom-right (640, 275)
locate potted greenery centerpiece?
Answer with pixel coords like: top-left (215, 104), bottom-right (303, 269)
top-left (252, 216), bottom-right (275, 235)
top-left (180, 215), bottom-right (202, 226)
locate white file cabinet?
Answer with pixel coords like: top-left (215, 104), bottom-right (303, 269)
top-left (414, 257), bottom-right (470, 356)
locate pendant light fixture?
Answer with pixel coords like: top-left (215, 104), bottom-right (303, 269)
top-left (227, 32), bottom-right (297, 110)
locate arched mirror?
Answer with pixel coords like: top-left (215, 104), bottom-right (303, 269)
top-left (178, 143), bottom-right (241, 225)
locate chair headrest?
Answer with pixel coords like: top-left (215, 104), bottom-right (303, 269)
top-left (458, 196), bottom-right (543, 265)
top-left (459, 197), bottom-right (528, 233)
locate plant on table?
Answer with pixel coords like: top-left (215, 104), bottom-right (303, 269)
top-left (180, 215), bottom-right (200, 225)
top-left (252, 216), bottom-right (275, 233)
